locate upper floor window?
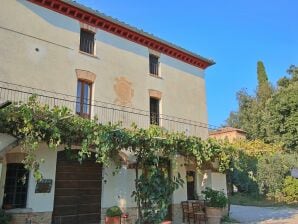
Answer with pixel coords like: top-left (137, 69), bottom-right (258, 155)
top-left (149, 54), bottom-right (159, 76)
top-left (80, 29), bottom-right (95, 55)
top-left (3, 163), bottom-right (29, 209)
top-left (150, 97), bottom-right (160, 125)
top-left (76, 79), bottom-right (92, 118)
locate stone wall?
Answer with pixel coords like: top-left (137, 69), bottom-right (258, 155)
top-left (8, 211), bottom-right (52, 224)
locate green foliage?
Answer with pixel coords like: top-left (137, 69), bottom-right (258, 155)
top-left (221, 215), bottom-right (240, 223)
top-left (226, 64), bottom-right (298, 151)
top-left (257, 61), bottom-right (273, 103)
top-left (231, 150), bottom-right (258, 194)
top-left (225, 140), bottom-right (282, 195)
top-left (0, 97), bottom-right (231, 223)
top-left (256, 153), bottom-right (298, 196)
top-left (106, 206), bottom-right (122, 217)
top-left (202, 187), bottom-right (228, 208)
top-left (133, 164), bottom-right (183, 224)
top-left (0, 209), bottom-right (11, 224)
top-left (0, 96), bottom-right (229, 178)
top-left (263, 78), bottom-right (298, 151)
top-left (226, 90), bottom-right (263, 140)
top-left (278, 65), bottom-right (298, 88)
top-left (282, 176), bottom-right (298, 203)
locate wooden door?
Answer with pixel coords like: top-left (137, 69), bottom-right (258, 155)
top-left (52, 151), bottom-right (102, 224)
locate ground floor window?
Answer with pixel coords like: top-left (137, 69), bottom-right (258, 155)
top-left (3, 163), bottom-right (29, 209)
top-left (187, 170), bottom-right (196, 200)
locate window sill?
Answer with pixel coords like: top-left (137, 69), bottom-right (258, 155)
top-left (148, 73), bottom-right (163, 80)
top-left (79, 51), bottom-right (99, 59)
top-left (5, 208), bottom-right (33, 214)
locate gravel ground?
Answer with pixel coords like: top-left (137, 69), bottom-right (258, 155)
top-left (230, 205), bottom-right (298, 224)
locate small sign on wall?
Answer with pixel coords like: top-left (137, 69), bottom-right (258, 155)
top-left (35, 179), bottom-right (53, 193)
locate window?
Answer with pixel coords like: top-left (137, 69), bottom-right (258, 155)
top-left (150, 97), bottom-right (159, 125)
top-left (187, 171), bottom-right (196, 200)
top-left (76, 80), bottom-right (92, 118)
top-left (80, 29), bottom-right (95, 55)
top-left (149, 54), bottom-right (159, 76)
top-left (3, 163), bottom-right (29, 209)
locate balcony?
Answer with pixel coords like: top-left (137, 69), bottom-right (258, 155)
top-left (0, 81), bottom-right (214, 137)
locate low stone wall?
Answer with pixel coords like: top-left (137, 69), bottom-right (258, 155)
top-left (101, 207), bottom-right (138, 224)
top-left (7, 211), bottom-right (52, 224)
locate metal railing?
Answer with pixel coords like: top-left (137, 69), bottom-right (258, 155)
top-left (0, 81), bottom-right (216, 136)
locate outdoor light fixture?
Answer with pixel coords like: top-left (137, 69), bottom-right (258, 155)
top-left (0, 99), bottom-right (11, 109)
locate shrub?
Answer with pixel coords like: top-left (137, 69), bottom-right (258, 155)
top-left (0, 209), bottom-right (12, 224)
top-left (231, 151), bottom-right (258, 194)
top-left (256, 153), bottom-right (297, 196)
top-left (282, 176), bottom-right (298, 203)
top-left (106, 206), bottom-right (122, 217)
top-left (202, 187), bottom-right (228, 208)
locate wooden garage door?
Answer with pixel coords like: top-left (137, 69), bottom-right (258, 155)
top-left (52, 151), bottom-right (102, 224)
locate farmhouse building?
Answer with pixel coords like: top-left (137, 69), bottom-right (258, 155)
top-left (0, 0), bottom-right (226, 223)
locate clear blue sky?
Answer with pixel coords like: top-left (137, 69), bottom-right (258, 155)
top-left (76, 0), bottom-right (298, 127)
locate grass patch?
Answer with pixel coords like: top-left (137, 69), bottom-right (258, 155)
top-left (230, 193), bottom-right (298, 207)
top-left (221, 215), bottom-right (240, 223)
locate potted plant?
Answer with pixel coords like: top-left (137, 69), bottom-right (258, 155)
top-left (105, 206), bottom-right (122, 224)
top-left (202, 188), bottom-right (228, 224)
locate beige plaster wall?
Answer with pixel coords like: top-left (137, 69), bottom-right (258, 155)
top-left (211, 172), bottom-right (227, 195)
top-left (0, 0), bottom-right (221, 218)
top-left (172, 157), bottom-right (188, 204)
top-left (101, 164), bottom-right (139, 209)
top-left (26, 145), bottom-right (57, 212)
top-left (0, 144), bottom-right (57, 212)
top-left (0, 0), bottom-right (208, 139)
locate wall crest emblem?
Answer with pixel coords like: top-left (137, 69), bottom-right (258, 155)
top-left (114, 77), bottom-right (134, 106)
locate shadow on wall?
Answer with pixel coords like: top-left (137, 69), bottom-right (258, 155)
top-left (19, 0), bottom-right (205, 78)
top-left (18, 0), bottom-right (79, 33)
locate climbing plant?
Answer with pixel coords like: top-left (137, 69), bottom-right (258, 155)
top-left (0, 96), bottom-right (231, 223)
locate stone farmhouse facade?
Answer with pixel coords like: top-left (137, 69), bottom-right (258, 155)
top-left (0, 0), bottom-right (226, 223)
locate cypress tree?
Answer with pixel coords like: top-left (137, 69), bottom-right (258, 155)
top-left (257, 61), bottom-right (272, 103)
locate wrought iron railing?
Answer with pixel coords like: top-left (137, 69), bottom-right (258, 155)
top-left (0, 81), bottom-right (217, 136)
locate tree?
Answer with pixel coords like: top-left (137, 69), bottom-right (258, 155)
top-left (263, 66), bottom-right (298, 151)
top-left (256, 61), bottom-right (273, 103)
top-left (226, 89), bottom-right (262, 139)
top-left (226, 61), bottom-right (273, 139)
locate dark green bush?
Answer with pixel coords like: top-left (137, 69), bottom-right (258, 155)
top-left (0, 209), bottom-right (12, 224)
top-left (231, 151), bottom-right (259, 194)
top-left (106, 206), bottom-right (122, 217)
top-left (282, 176), bottom-right (298, 203)
top-left (202, 187), bottom-right (228, 208)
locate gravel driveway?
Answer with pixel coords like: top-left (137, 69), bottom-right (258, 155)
top-left (229, 205), bottom-right (298, 223)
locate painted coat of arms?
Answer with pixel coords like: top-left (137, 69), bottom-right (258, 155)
top-left (114, 77), bottom-right (134, 106)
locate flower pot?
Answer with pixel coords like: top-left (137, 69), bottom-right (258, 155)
top-left (161, 221), bottom-right (172, 224)
top-left (105, 216), bottom-right (121, 224)
top-left (205, 207), bottom-right (223, 224)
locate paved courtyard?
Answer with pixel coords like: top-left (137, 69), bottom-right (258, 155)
top-left (230, 205), bottom-right (298, 224)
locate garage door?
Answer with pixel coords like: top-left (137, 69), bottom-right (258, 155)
top-left (52, 151), bottom-right (102, 224)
